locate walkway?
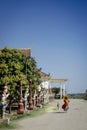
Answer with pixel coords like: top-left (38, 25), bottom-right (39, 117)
top-left (2, 99), bottom-right (87, 130)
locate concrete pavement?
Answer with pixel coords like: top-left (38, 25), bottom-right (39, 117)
top-left (14, 99), bottom-right (87, 130)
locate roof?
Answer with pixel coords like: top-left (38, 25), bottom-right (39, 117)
top-left (19, 48), bottom-right (31, 57)
top-left (0, 48), bottom-right (31, 57)
top-left (37, 68), bottom-right (51, 80)
top-left (50, 78), bottom-right (68, 83)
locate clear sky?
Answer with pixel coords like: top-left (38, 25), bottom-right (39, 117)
top-left (0, 0), bottom-right (87, 93)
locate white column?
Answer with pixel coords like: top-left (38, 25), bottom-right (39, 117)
top-left (63, 84), bottom-right (65, 96)
top-left (60, 83), bottom-right (62, 99)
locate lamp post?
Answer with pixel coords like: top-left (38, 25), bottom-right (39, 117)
top-left (28, 79), bottom-right (33, 110)
top-left (17, 74), bottom-right (24, 114)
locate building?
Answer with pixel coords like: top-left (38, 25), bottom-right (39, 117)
top-left (19, 48), bottom-right (31, 57)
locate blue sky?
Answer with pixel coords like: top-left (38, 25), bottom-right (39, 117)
top-left (0, 0), bottom-right (87, 93)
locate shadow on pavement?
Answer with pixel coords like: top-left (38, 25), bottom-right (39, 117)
top-left (53, 111), bottom-right (67, 114)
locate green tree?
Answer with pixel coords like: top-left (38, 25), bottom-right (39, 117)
top-left (0, 47), bottom-right (27, 111)
top-left (24, 56), bottom-right (41, 97)
top-left (52, 87), bottom-right (60, 94)
top-left (0, 47), bottom-right (41, 111)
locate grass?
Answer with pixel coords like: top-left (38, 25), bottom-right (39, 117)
top-left (10, 104), bottom-right (47, 121)
top-left (0, 123), bottom-right (17, 129)
top-left (0, 103), bottom-right (53, 129)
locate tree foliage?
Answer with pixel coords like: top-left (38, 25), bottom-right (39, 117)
top-left (52, 87), bottom-right (60, 94)
top-left (0, 47), bottom-right (41, 103)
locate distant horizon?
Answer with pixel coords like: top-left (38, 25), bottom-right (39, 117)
top-left (68, 92), bottom-right (85, 94)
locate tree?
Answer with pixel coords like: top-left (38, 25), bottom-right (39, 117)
top-left (0, 47), bottom-right (41, 112)
top-left (0, 47), bottom-right (27, 113)
top-left (25, 56), bottom-right (41, 96)
top-left (52, 87), bottom-right (60, 94)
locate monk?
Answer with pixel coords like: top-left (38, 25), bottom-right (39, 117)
top-left (62, 96), bottom-right (70, 111)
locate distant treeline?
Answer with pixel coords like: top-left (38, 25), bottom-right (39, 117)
top-left (68, 93), bottom-right (85, 99)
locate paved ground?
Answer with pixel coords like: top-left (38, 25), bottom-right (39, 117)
top-left (13, 99), bottom-right (87, 130)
